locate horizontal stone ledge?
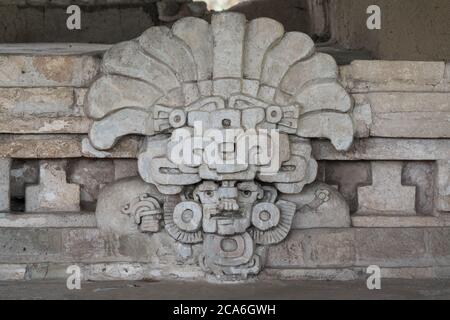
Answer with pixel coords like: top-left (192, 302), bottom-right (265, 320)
top-left (0, 116), bottom-right (92, 134)
top-left (341, 60), bottom-right (450, 93)
top-left (0, 212), bottom-right (96, 228)
top-left (261, 266), bottom-right (450, 281)
top-left (1, 135), bottom-right (450, 160)
top-left (0, 134), bottom-right (140, 158)
top-left (352, 215), bottom-right (450, 228)
top-left (266, 227), bottom-right (450, 269)
top-left (0, 43), bottom-right (112, 56)
top-left (0, 55), bottom-right (100, 88)
top-left (354, 92), bottom-right (450, 138)
top-left (312, 138), bottom-right (450, 161)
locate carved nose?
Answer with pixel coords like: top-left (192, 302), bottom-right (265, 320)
top-left (218, 199), bottom-right (239, 211)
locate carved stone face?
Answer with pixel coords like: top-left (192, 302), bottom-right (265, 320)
top-left (85, 12), bottom-right (355, 281)
top-left (194, 181), bottom-right (263, 236)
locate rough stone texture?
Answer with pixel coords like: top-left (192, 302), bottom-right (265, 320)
top-left (68, 159), bottom-right (115, 207)
top-left (355, 92), bottom-right (450, 138)
top-left (113, 159), bottom-right (139, 180)
top-left (437, 160), bottom-right (450, 212)
top-left (354, 228), bottom-right (430, 267)
top-left (313, 139), bottom-right (450, 161)
top-left (323, 161), bottom-right (371, 213)
top-left (0, 158), bottom-right (11, 212)
top-left (402, 162), bottom-right (435, 215)
top-left (357, 162), bottom-right (416, 215)
top-left (266, 229), bottom-right (355, 268)
top-left (281, 182), bottom-right (351, 229)
top-left (0, 55), bottom-right (100, 88)
top-left (25, 160), bottom-right (81, 212)
top-left (0, 212), bottom-right (96, 228)
top-left (0, 4), bottom-right (157, 44)
top-left (341, 61), bottom-right (447, 92)
top-left (0, 264), bottom-right (27, 281)
top-left (352, 215), bottom-right (450, 228)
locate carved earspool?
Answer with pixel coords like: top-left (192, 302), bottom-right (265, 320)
top-left (85, 12), bottom-right (355, 281)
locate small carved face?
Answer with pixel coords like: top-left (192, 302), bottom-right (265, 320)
top-left (194, 181), bottom-right (263, 236)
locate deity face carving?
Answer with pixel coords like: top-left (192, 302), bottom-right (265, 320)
top-left (194, 181), bottom-right (264, 235)
top-left (85, 13), bottom-right (355, 280)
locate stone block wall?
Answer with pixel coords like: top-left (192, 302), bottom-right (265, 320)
top-left (0, 44), bottom-right (450, 281)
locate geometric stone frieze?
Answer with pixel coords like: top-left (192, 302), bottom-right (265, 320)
top-left (357, 161), bottom-right (416, 215)
top-left (25, 160), bottom-right (80, 212)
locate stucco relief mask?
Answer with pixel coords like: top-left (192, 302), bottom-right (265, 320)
top-left (84, 12), bottom-right (355, 280)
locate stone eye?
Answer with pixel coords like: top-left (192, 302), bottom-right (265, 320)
top-left (240, 190), bottom-right (252, 198)
top-left (205, 190), bottom-right (214, 197)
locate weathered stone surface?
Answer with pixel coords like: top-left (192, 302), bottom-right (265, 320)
top-left (298, 112), bottom-right (354, 151)
top-left (95, 177), bottom-right (165, 235)
top-left (323, 161), bottom-right (371, 213)
top-left (261, 268), bottom-right (359, 281)
top-left (0, 87), bottom-right (74, 115)
top-left (172, 17), bottom-right (213, 82)
top-left (437, 160), bottom-right (450, 212)
top-left (427, 228), bottom-right (450, 266)
top-left (266, 229), bottom-right (355, 268)
top-left (0, 159), bottom-right (11, 212)
top-left (10, 160), bottom-right (38, 211)
top-left (340, 60), bottom-right (447, 92)
top-left (211, 12), bottom-right (246, 79)
top-left (25, 160), bottom-right (81, 212)
top-left (0, 264), bottom-right (26, 280)
top-left (281, 182), bottom-right (350, 229)
top-left (354, 228), bottom-right (429, 267)
top-left (0, 116), bottom-right (91, 134)
top-left (402, 162), bottom-right (435, 215)
top-left (313, 139), bottom-right (450, 161)
top-left (352, 216), bottom-right (450, 228)
top-left (0, 212), bottom-right (96, 228)
top-left (68, 159), bottom-right (115, 208)
top-left (0, 55), bottom-right (100, 87)
top-left (243, 18), bottom-right (284, 80)
top-left (357, 162), bottom-right (416, 215)
top-left (114, 160), bottom-right (139, 180)
top-left (357, 92), bottom-right (450, 138)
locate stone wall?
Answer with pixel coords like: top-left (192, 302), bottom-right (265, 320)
top-left (0, 43), bottom-right (449, 280)
top-left (0, 0), bottom-right (207, 43)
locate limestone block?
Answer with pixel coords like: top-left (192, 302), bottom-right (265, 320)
top-left (114, 159), bottom-right (139, 180)
top-left (437, 160), bottom-right (450, 212)
top-left (354, 228), bottom-right (429, 267)
top-left (402, 162), bottom-right (435, 215)
top-left (352, 216), bottom-right (450, 228)
top-left (357, 162), bottom-right (416, 215)
top-left (323, 161), bottom-right (371, 213)
top-left (358, 92), bottom-right (450, 138)
top-left (0, 264), bottom-right (26, 280)
top-left (68, 159), bottom-right (115, 204)
top-left (0, 213), bottom-right (96, 228)
top-left (312, 139), bottom-right (450, 161)
top-left (266, 229), bottom-right (355, 268)
top-left (0, 116), bottom-right (91, 134)
top-left (211, 12), bottom-right (246, 79)
top-left (427, 228), bottom-right (450, 265)
top-left (0, 55), bottom-right (100, 87)
top-left (25, 160), bottom-right (81, 212)
top-left (340, 61), bottom-right (446, 92)
top-left (0, 88), bottom-right (74, 116)
top-left (281, 182), bottom-right (351, 229)
top-left (0, 158), bottom-right (11, 212)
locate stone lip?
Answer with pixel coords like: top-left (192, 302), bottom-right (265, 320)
top-left (0, 44), bottom-right (111, 56)
top-left (0, 212), bottom-right (96, 228)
